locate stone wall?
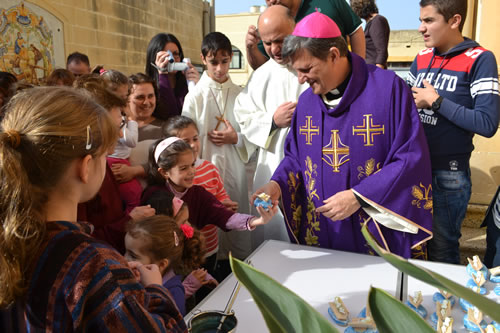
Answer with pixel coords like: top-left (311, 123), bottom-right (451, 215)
top-left (24, 0), bottom-right (207, 75)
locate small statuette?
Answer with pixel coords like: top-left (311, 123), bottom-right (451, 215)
top-left (433, 289), bottom-right (455, 307)
top-left (406, 291), bottom-right (427, 318)
top-left (494, 285), bottom-right (500, 296)
top-left (489, 266), bottom-right (500, 283)
top-left (486, 324), bottom-right (500, 333)
top-left (459, 297), bottom-right (474, 313)
top-left (465, 272), bottom-right (487, 295)
top-left (437, 317), bottom-right (454, 333)
top-left (431, 299), bottom-right (451, 325)
top-left (466, 255), bottom-right (490, 280)
top-left (344, 308), bottom-right (378, 333)
top-left (463, 307), bottom-right (487, 332)
top-left (254, 192), bottom-right (272, 210)
top-left (328, 296), bottom-right (349, 326)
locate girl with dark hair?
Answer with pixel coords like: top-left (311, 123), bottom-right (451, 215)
top-left (142, 137), bottom-right (277, 241)
top-left (145, 33), bottom-right (200, 120)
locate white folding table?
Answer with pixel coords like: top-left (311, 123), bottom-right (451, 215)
top-left (185, 240), bottom-right (401, 332)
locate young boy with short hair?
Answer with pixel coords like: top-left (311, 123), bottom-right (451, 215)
top-left (182, 32), bottom-right (252, 266)
top-left (407, 0), bottom-right (499, 264)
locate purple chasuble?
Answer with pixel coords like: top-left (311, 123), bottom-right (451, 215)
top-left (271, 53), bottom-right (433, 258)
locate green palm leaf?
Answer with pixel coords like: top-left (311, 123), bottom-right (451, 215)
top-left (229, 255), bottom-right (338, 333)
top-left (368, 287), bottom-right (434, 333)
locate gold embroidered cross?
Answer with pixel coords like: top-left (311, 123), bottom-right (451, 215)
top-left (299, 116), bottom-right (319, 145)
top-left (352, 114), bottom-right (384, 146)
top-left (214, 115), bottom-right (225, 131)
top-left (322, 130), bottom-right (349, 173)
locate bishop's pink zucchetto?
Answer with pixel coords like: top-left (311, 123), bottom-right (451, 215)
top-left (292, 10), bottom-right (341, 38)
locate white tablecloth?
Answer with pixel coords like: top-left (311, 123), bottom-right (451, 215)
top-left (185, 240), bottom-right (499, 332)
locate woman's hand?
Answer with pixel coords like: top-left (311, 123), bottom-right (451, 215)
top-left (155, 51), bottom-right (171, 75)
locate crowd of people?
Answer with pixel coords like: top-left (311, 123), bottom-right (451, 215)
top-left (0, 0), bottom-right (498, 331)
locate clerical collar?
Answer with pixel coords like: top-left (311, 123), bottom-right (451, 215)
top-left (323, 69), bottom-right (351, 101)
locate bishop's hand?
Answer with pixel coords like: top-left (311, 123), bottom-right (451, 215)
top-left (251, 181), bottom-right (281, 206)
top-left (316, 189), bottom-right (361, 221)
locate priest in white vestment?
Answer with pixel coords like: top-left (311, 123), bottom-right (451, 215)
top-left (234, 5), bottom-right (308, 250)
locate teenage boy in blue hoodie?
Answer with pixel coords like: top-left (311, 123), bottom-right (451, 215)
top-left (407, 0), bottom-right (499, 264)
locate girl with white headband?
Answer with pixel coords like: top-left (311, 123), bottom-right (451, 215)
top-left (142, 136), bottom-right (278, 240)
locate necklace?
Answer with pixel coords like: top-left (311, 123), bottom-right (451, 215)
top-left (210, 87), bottom-right (230, 131)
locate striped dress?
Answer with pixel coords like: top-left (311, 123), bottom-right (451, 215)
top-left (0, 221), bottom-right (186, 332)
top-left (194, 158), bottom-right (230, 257)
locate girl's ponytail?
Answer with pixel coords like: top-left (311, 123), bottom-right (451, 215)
top-left (179, 225), bottom-right (206, 273)
top-left (0, 87), bottom-right (117, 308)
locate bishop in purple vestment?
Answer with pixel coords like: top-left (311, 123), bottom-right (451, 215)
top-left (255, 12), bottom-right (433, 258)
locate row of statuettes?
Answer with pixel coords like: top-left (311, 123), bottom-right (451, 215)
top-left (327, 255), bottom-right (500, 333)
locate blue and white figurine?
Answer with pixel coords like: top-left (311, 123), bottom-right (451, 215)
top-left (459, 297), bottom-right (475, 313)
top-left (489, 322), bottom-right (500, 332)
top-left (463, 307), bottom-right (487, 332)
top-left (490, 266), bottom-right (500, 283)
top-left (435, 317), bottom-right (455, 333)
top-left (344, 308), bottom-right (378, 333)
top-left (494, 285), bottom-right (500, 296)
top-left (431, 299), bottom-right (452, 325)
top-left (253, 192), bottom-right (272, 210)
top-left (328, 297), bottom-right (349, 326)
top-left (466, 255), bottom-right (489, 280)
top-left (405, 291), bottom-right (427, 318)
top-left (433, 289), bottom-right (456, 308)
top-left (466, 278), bottom-right (487, 295)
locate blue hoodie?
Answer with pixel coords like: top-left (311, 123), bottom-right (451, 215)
top-left (407, 38), bottom-right (499, 171)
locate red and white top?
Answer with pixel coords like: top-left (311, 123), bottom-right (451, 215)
top-left (194, 158), bottom-right (230, 257)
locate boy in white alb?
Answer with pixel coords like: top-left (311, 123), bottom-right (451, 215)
top-left (182, 32), bottom-right (251, 261)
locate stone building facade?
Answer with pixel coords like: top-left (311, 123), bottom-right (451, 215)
top-left (1, 0), bottom-right (210, 79)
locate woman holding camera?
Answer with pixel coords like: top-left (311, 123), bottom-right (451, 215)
top-left (145, 33), bottom-right (200, 120)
